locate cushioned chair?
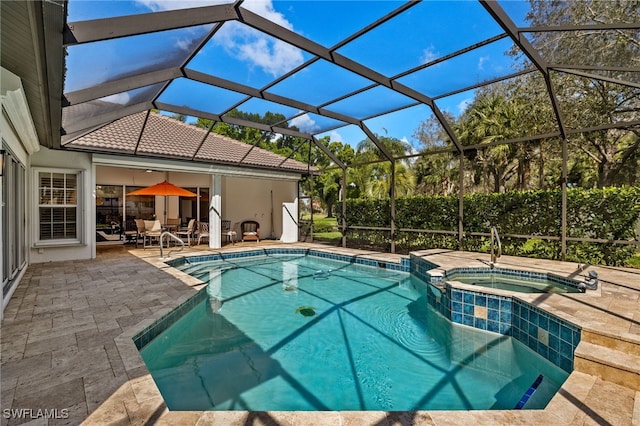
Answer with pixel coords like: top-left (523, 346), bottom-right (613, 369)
top-left (176, 218), bottom-right (196, 246)
top-left (221, 219), bottom-right (237, 244)
top-left (241, 220), bottom-right (260, 242)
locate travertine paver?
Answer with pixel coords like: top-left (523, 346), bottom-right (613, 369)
top-left (0, 243), bottom-right (638, 425)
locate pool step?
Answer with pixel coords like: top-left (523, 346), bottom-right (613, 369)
top-left (574, 340), bottom-right (640, 391)
top-left (581, 330), bottom-right (640, 356)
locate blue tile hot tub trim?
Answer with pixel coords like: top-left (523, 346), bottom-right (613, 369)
top-left (411, 255), bottom-right (581, 373)
top-left (442, 266), bottom-right (583, 292)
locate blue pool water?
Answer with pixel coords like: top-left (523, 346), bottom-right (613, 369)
top-left (140, 254), bottom-right (568, 411)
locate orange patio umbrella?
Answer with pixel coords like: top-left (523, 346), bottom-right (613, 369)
top-left (127, 180), bottom-right (199, 221)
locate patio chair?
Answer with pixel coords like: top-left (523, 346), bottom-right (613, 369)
top-left (123, 219), bottom-right (140, 245)
top-left (221, 219), bottom-right (237, 244)
top-left (143, 220), bottom-right (162, 248)
top-left (176, 218), bottom-right (196, 246)
top-left (165, 217), bottom-right (181, 232)
top-left (197, 222), bottom-right (210, 245)
top-left (241, 220), bottom-right (260, 242)
top-left (132, 219), bottom-right (146, 248)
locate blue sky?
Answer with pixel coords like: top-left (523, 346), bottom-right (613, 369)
top-left (66, 0), bottom-right (532, 150)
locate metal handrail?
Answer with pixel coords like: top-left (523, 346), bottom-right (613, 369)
top-left (491, 226), bottom-right (502, 266)
top-left (159, 231), bottom-right (185, 258)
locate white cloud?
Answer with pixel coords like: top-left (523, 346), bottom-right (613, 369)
top-left (102, 92), bottom-right (131, 105)
top-left (329, 130), bottom-right (343, 143)
top-left (270, 132), bottom-right (282, 142)
top-left (289, 113), bottom-right (318, 133)
top-left (478, 56), bottom-right (489, 70)
top-left (420, 45), bottom-right (440, 65)
top-left (223, 26), bottom-right (304, 76)
top-left (242, 0), bottom-right (294, 31)
top-left (457, 97), bottom-right (472, 114)
top-left (175, 37), bottom-right (196, 51)
top-left (401, 136), bottom-right (420, 157)
top-left (135, 0), bottom-right (304, 74)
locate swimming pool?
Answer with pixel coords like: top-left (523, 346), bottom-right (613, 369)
top-left (139, 253), bottom-right (568, 411)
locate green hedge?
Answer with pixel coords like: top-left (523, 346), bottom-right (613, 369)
top-left (340, 187), bottom-right (640, 266)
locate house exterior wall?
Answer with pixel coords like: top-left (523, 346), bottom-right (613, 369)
top-left (29, 147), bottom-right (94, 264)
top-left (222, 176), bottom-right (297, 239)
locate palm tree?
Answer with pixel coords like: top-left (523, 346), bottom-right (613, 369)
top-left (457, 92), bottom-right (522, 193)
top-left (354, 135), bottom-right (415, 199)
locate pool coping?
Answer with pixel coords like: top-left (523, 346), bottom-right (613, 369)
top-left (110, 244), bottom-right (640, 425)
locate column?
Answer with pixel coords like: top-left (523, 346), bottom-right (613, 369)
top-left (209, 174), bottom-right (222, 249)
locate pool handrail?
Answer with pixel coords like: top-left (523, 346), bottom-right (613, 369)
top-left (491, 226), bottom-right (502, 266)
top-left (160, 231), bottom-right (185, 258)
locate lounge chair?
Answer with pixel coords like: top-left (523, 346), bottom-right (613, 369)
top-left (241, 220), bottom-right (260, 242)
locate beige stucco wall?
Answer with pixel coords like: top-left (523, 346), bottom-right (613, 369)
top-left (29, 147), bottom-right (94, 263)
top-left (222, 176), bottom-right (297, 239)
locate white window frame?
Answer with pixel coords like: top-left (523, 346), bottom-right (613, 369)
top-left (33, 167), bottom-right (84, 247)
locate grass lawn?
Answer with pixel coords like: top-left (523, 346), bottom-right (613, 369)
top-left (301, 213), bottom-right (341, 243)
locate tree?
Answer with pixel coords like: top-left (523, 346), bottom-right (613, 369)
top-left (311, 138), bottom-right (355, 216)
top-left (412, 112), bottom-right (460, 196)
top-left (352, 134), bottom-right (415, 199)
top-left (525, 0), bottom-right (640, 188)
top-left (456, 91), bottom-right (524, 192)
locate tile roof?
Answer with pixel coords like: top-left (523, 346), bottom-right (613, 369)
top-left (65, 111), bottom-right (316, 174)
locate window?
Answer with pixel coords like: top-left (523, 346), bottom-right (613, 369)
top-left (179, 187), bottom-right (209, 225)
top-left (35, 168), bottom-right (82, 245)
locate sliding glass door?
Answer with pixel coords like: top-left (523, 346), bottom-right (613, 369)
top-left (2, 147), bottom-right (27, 298)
